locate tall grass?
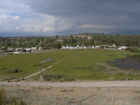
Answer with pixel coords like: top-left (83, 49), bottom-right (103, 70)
top-left (0, 88), bottom-right (26, 105)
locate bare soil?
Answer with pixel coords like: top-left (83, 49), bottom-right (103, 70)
top-left (0, 80), bottom-right (140, 87)
top-left (1, 81), bottom-right (140, 105)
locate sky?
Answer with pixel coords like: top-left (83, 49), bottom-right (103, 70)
top-left (0, 0), bottom-right (140, 36)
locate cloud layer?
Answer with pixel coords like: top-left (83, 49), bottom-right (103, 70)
top-left (1, 0), bottom-right (140, 36)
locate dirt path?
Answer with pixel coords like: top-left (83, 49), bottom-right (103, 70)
top-left (24, 50), bottom-right (79, 79)
top-left (0, 81), bottom-right (140, 88)
top-left (24, 58), bottom-right (67, 79)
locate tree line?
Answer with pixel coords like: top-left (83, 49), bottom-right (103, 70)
top-left (0, 33), bottom-right (140, 52)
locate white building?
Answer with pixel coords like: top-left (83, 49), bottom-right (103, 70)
top-left (95, 45), bottom-right (101, 48)
top-left (13, 51), bottom-right (20, 54)
top-left (25, 48), bottom-right (31, 51)
top-left (118, 46), bottom-right (127, 50)
top-left (31, 47), bottom-right (37, 50)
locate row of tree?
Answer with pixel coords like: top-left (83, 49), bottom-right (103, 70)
top-left (0, 33), bottom-right (140, 52)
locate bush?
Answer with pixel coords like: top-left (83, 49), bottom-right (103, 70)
top-left (7, 68), bottom-right (21, 73)
top-left (43, 74), bottom-right (66, 81)
top-left (127, 47), bottom-right (140, 53)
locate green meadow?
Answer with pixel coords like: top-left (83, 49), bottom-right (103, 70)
top-left (0, 49), bottom-right (140, 81)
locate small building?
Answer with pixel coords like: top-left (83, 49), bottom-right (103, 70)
top-left (118, 46), bottom-right (127, 50)
top-left (92, 46), bottom-right (95, 48)
top-left (95, 45), bottom-right (101, 48)
top-left (61, 46), bottom-right (66, 49)
top-left (112, 44), bottom-right (117, 48)
top-left (31, 47), bottom-right (37, 50)
top-left (39, 47), bottom-right (42, 50)
top-left (25, 48), bottom-right (31, 51)
top-left (13, 51), bottom-right (20, 54)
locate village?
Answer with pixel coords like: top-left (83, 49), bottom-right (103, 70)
top-left (0, 44), bottom-right (128, 54)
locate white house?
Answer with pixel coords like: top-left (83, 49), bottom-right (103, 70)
top-left (13, 51), bottom-right (20, 54)
top-left (25, 48), bottom-right (31, 51)
top-left (118, 46), bottom-right (127, 50)
top-left (112, 44), bottom-right (117, 48)
top-left (61, 46), bottom-right (66, 49)
top-left (39, 47), bottom-right (42, 50)
top-left (31, 47), bottom-right (37, 50)
top-left (95, 45), bottom-right (101, 48)
top-left (92, 46), bottom-right (95, 48)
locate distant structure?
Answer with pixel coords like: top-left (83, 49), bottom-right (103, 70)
top-left (118, 46), bottom-right (127, 50)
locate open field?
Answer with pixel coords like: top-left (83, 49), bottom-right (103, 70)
top-left (0, 49), bottom-right (140, 81)
top-left (0, 49), bottom-right (140, 105)
top-left (1, 84), bottom-right (140, 105)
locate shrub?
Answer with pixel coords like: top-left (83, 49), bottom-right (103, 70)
top-left (127, 47), bottom-right (140, 53)
top-left (43, 74), bottom-right (66, 81)
top-left (7, 68), bottom-right (21, 73)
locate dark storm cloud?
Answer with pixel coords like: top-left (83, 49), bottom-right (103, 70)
top-left (26, 0), bottom-right (140, 34)
top-left (27, 0), bottom-right (140, 18)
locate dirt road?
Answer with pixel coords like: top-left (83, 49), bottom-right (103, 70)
top-left (0, 81), bottom-right (140, 88)
top-left (2, 81), bottom-right (140, 105)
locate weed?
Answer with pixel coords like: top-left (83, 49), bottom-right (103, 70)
top-left (0, 88), bottom-right (26, 105)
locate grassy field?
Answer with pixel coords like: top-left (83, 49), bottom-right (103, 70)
top-left (0, 49), bottom-right (140, 81)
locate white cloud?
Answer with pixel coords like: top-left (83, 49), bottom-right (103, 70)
top-left (0, 14), bottom-right (56, 33)
top-left (0, 14), bottom-right (20, 31)
top-left (0, 12), bottom-right (78, 34)
top-left (0, 14), bottom-right (20, 20)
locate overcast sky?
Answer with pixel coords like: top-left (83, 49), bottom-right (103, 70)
top-left (0, 0), bottom-right (140, 36)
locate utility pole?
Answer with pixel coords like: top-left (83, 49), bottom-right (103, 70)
top-left (40, 58), bottom-right (53, 80)
top-left (40, 61), bottom-right (43, 80)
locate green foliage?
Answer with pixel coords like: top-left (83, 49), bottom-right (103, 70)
top-left (127, 47), bottom-right (140, 53)
top-left (1, 34), bottom-right (140, 52)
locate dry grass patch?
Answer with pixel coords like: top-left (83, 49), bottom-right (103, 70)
top-left (2, 85), bottom-right (140, 105)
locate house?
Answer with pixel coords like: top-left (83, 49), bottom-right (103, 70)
top-left (13, 51), bottom-right (20, 54)
top-left (25, 48), bottom-right (31, 51)
top-left (118, 46), bottom-right (127, 50)
top-left (15, 48), bottom-right (22, 51)
top-left (112, 44), bottom-right (117, 48)
top-left (38, 47), bottom-right (42, 50)
top-left (92, 46), bottom-right (95, 48)
top-left (7, 47), bottom-right (14, 51)
top-left (31, 47), bottom-right (37, 50)
top-left (95, 45), bottom-right (101, 48)
top-left (61, 46), bottom-right (66, 49)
